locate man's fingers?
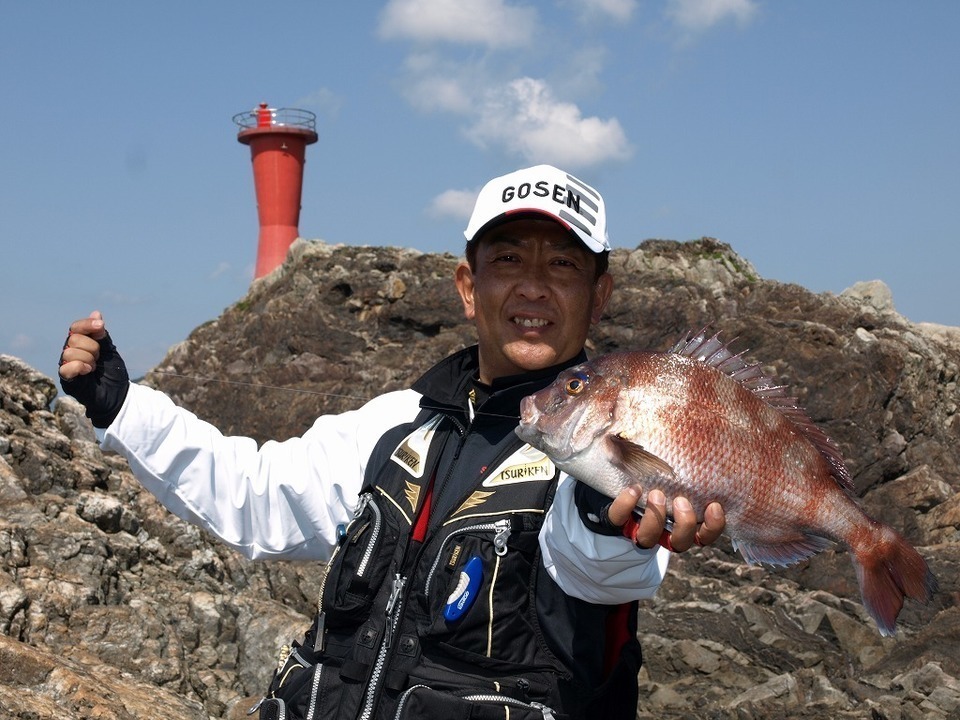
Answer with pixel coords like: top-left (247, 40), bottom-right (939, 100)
top-left (61, 334), bottom-right (100, 372)
top-left (607, 485), bottom-right (642, 527)
top-left (696, 502), bottom-right (726, 547)
top-left (610, 490), bottom-right (726, 552)
top-left (59, 312), bottom-right (106, 379)
top-left (633, 489), bottom-right (667, 549)
top-left (65, 331), bottom-right (101, 355)
top-left (59, 337), bottom-right (99, 378)
top-left (68, 311), bottom-right (107, 341)
top-left (58, 359), bottom-right (95, 380)
top-left (664, 496), bottom-right (697, 552)
top-left (607, 486), bottom-right (669, 550)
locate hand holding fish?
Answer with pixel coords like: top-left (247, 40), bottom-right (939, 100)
top-left (607, 486), bottom-right (726, 552)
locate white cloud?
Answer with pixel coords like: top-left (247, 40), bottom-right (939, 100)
top-left (401, 53), bottom-right (475, 114)
top-left (296, 87), bottom-right (343, 119)
top-left (379, 0), bottom-right (631, 171)
top-left (427, 188), bottom-right (479, 221)
top-left (666, 0), bottom-right (758, 33)
top-left (465, 77), bottom-right (632, 168)
top-left (210, 261), bottom-right (231, 280)
top-left (11, 333), bottom-right (34, 351)
top-left (571, 0), bottom-right (638, 23)
top-left (378, 0), bottom-right (537, 48)
top-left (553, 45), bottom-right (608, 99)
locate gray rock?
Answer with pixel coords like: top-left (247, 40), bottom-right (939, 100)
top-left (1, 238), bottom-right (958, 718)
top-left (842, 279), bottom-right (897, 314)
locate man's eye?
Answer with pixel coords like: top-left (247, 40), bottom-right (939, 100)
top-left (550, 257), bottom-right (581, 270)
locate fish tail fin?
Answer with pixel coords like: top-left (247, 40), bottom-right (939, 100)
top-left (851, 524), bottom-right (938, 636)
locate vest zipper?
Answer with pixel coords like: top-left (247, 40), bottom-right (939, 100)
top-left (304, 660), bottom-right (323, 720)
top-left (391, 686), bottom-right (558, 720)
top-left (314, 492), bottom-right (377, 653)
top-left (392, 684), bottom-right (428, 719)
top-left (355, 494), bottom-right (383, 578)
top-left (359, 572), bottom-right (407, 720)
top-left (463, 694), bottom-right (558, 720)
top-left (422, 517), bottom-right (511, 599)
top-left (425, 413), bottom-right (467, 527)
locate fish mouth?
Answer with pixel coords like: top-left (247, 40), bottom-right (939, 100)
top-left (516, 393), bottom-right (583, 463)
top-left (516, 395), bottom-right (557, 452)
top-left (516, 396), bottom-right (541, 438)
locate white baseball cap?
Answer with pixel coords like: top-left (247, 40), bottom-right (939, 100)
top-left (463, 165), bottom-right (611, 253)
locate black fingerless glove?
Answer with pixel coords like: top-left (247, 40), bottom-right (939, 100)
top-left (574, 481), bottom-right (622, 536)
top-left (60, 332), bottom-right (130, 428)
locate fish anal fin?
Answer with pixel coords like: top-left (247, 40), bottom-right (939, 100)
top-left (733, 533), bottom-right (835, 567)
top-left (609, 434), bottom-right (677, 484)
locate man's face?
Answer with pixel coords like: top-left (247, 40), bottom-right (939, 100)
top-left (455, 218), bottom-right (613, 384)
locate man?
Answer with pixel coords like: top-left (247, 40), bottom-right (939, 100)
top-left (60, 164), bottom-right (724, 720)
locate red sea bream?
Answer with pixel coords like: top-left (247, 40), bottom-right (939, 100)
top-left (516, 329), bottom-right (937, 635)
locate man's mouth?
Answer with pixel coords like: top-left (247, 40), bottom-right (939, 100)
top-left (512, 317), bottom-right (550, 328)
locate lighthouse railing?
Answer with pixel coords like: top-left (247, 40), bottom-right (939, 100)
top-left (232, 107), bottom-right (317, 131)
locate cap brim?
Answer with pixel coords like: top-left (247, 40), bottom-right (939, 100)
top-left (467, 209), bottom-right (608, 253)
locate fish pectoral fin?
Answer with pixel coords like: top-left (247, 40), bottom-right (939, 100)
top-left (609, 434), bottom-right (677, 483)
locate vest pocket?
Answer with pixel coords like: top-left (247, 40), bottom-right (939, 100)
top-left (263, 644), bottom-right (325, 720)
top-left (320, 493), bottom-right (396, 628)
top-left (419, 518), bottom-right (549, 669)
top-left (394, 684), bottom-right (564, 720)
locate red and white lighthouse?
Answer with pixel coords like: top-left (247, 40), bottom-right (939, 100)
top-left (234, 103), bottom-right (318, 279)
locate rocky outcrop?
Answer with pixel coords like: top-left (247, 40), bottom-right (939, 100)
top-left (1, 237), bottom-right (958, 718)
top-left (0, 355), bottom-right (321, 719)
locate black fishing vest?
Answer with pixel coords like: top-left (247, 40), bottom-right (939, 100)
top-left (257, 348), bottom-right (642, 720)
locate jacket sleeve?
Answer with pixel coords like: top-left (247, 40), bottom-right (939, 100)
top-left (100, 382), bottom-right (422, 561)
top-left (539, 474), bottom-right (670, 603)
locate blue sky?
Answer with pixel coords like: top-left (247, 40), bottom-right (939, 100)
top-left (2, 1), bottom-right (958, 379)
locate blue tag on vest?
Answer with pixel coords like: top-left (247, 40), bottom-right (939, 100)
top-left (443, 556), bottom-right (483, 622)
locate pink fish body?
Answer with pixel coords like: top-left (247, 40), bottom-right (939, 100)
top-left (516, 330), bottom-right (937, 635)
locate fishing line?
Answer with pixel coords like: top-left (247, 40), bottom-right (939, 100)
top-left (148, 370), bottom-right (371, 402)
top-left (147, 370), bottom-right (521, 420)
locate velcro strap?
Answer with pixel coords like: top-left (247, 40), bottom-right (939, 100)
top-left (339, 659), bottom-right (369, 683)
top-left (384, 670), bottom-right (409, 691)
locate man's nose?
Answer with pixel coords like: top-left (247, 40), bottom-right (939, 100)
top-left (515, 263), bottom-right (550, 299)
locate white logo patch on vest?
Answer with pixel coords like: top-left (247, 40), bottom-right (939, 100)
top-left (390, 416), bottom-right (443, 478)
top-left (481, 445), bottom-right (556, 487)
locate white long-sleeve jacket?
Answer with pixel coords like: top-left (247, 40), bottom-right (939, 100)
top-left (102, 371), bottom-right (669, 605)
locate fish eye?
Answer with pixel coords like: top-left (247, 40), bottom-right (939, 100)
top-left (564, 372), bottom-right (589, 396)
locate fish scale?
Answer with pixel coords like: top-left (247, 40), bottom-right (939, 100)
top-left (516, 329), bottom-right (938, 636)
top-left (617, 356), bottom-right (823, 536)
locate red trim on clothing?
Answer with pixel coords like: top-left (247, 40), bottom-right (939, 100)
top-left (603, 602), bottom-right (633, 678)
top-left (412, 476), bottom-right (435, 542)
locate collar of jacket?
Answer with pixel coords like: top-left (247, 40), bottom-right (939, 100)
top-left (411, 345), bottom-right (590, 421)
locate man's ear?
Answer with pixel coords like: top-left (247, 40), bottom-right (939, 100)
top-left (591, 273), bottom-right (614, 324)
top-left (455, 261), bottom-right (476, 320)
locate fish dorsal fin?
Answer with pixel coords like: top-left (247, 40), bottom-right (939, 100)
top-left (671, 328), bottom-right (854, 494)
top-left (609, 434), bottom-right (677, 484)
